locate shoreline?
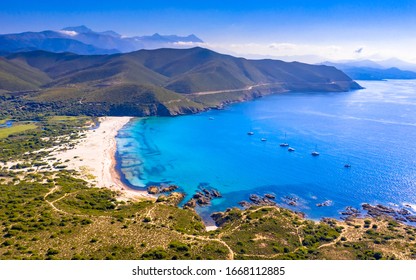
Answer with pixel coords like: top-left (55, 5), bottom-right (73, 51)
top-left (53, 116), bottom-right (154, 201)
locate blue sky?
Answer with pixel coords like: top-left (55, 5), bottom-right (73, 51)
top-left (1, 0), bottom-right (416, 62)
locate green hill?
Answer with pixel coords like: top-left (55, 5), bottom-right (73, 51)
top-left (1, 47), bottom-right (362, 116)
top-left (0, 57), bottom-right (51, 91)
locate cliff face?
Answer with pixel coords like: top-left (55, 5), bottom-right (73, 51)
top-left (0, 47), bottom-right (362, 116)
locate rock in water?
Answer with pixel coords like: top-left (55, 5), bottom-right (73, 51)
top-left (147, 186), bottom-right (159, 194)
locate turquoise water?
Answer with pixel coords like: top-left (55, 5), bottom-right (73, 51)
top-left (116, 80), bottom-right (416, 222)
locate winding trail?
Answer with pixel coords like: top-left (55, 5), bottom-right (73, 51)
top-left (190, 83), bottom-right (282, 95)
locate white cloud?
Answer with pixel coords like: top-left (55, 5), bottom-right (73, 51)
top-left (197, 41), bottom-right (416, 64)
top-left (58, 30), bottom-right (78, 36)
top-left (172, 41), bottom-right (203, 47)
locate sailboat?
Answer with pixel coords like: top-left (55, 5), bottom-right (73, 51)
top-left (344, 158), bottom-right (351, 168)
top-left (311, 145), bottom-right (320, 156)
top-left (279, 133), bottom-right (289, 147)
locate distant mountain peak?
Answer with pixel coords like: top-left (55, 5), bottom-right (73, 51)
top-left (151, 33), bottom-right (163, 38)
top-left (62, 25), bottom-right (93, 34)
top-left (184, 34), bottom-right (203, 43)
top-left (99, 30), bottom-right (121, 38)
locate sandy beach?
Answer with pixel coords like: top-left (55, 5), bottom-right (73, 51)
top-left (53, 116), bottom-right (153, 201)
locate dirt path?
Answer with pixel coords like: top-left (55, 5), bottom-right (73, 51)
top-left (190, 83), bottom-right (282, 95)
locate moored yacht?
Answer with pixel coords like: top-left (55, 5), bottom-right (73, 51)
top-left (311, 145), bottom-right (319, 156)
top-left (279, 133), bottom-right (289, 147)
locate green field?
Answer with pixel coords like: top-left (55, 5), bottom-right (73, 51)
top-left (0, 123), bottom-right (37, 139)
top-left (48, 116), bottom-right (89, 122)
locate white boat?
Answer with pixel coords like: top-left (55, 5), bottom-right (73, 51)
top-left (261, 138), bottom-right (267, 141)
top-left (288, 147), bottom-right (295, 152)
top-left (279, 133), bottom-right (289, 147)
top-left (247, 131), bottom-right (254, 135)
top-left (311, 145), bottom-right (319, 156)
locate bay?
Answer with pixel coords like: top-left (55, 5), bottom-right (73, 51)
top-left (116, 80), bottom-right (416, 223)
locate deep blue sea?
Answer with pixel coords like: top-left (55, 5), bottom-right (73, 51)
top-left (116, 80), bottom-right (416, 223)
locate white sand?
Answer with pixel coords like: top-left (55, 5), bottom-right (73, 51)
top-left (52, 116), bottom-right (153, 201)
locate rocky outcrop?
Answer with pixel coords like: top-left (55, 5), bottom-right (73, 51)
top-left (183, 187), bottom-right (222, 209)
top-left (147, 186), bottom-right (159, 194)
top-left (316, 200), bottom-right (333, 207)
top-left (283, 196), bottom-right (298, 207)
top-left (239, 193), bottom-right (276, 208)
top-left (210, 208), bottom-right (242, 227)
top-left (340, 206), bottom-right (361, 219)
top-left (362, 203), bottom-right (416, 223)
top-left (147, 184), bottom-right (179, 195)
top-left (156, 192), bottom-right (185, 206)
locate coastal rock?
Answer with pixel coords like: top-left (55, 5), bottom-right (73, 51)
top-left (184, 198), bottom-right (197, 209)
top-left (193, 192), bottom-right (204, 199)
top-left (362, 203), bottom-right (416, 223)
top-left (340, 206), bottom-right (361, 219)
top-left (210, 212), bottom-right (227, 226)
top-left (147, 186), bottom-right (159, 194)
top-left (211, 189), bottom-right (222, 198)
top-left (283, 196), bottom-right (299, 207)
top-left (197, 196), bottom-right (210, 206)
top-left (362, 203), bottom-right (396, 216)
top-left (186, 187), bottom-right (222, 208)
top-left (202, 188), bottom-right (211, 196)
top-left (210, 208), bottom-right (241, 227)
top-left (160, 185), bottom-right (179, 193)
top-left (238, 201), bottom-right (251, 208)
top-left (265, 193), bottom-right (276, 200)
top-left (316, 200), bottom-right (333, 207)
top-left (398, 209), bottom-right (411, 216)
top-left (243, 195), bottom-right (276, 207)
top-left (406, 216), bottom-right (416, 223)
top-left (156, 194), bottom-right (167, 202)
top-left (249, 194), bottom-right (261, 202)
top-left (156, 192), bottom-right (185, 206)
top-left (148, 184), bottom-right (179, 195)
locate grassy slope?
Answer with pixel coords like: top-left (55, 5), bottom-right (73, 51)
top-left (0, 174), bottom-right (228, 260)
top-left (1, 48), bottom-right (361, 117)
top-left (1, 176), bottom-right (415, 260)
top-left (0, 58), bottom-right (51, 91)
top-left (7, 48), bottom-right (359, 94)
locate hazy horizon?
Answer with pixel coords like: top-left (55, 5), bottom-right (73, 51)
top-left (2, 0), bottom-right (416, 63)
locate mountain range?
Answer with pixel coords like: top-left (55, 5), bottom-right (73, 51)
top-left (0, 25), bottom-right (203, 55)
top-left (0, 47), bottom-right (361, 116)
top-left (321, 60), bottom-right (416, 80)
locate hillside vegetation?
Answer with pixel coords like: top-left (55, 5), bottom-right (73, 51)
top-left (1, 47), bottom-right (361, 117)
